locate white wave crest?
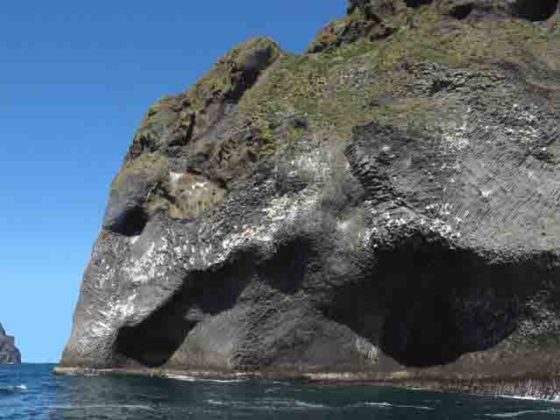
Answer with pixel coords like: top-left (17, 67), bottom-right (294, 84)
top-left (294, 401), bottom-right (328, 409)
top-left (166, 374), bottom-right (244, 384)
top-left (49, 404), bottom-right (153, 411)
top-left (358, 401), bottom-right (434, 410)
top-left (0, 384), bottom-right (27, 392)
top-left (486, 409), bottom-right (560, 418)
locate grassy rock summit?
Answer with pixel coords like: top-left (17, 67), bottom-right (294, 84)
top-left (0, 324), bottom-right (21, 365)
top-left (60, 0), bottom-right (560, 397)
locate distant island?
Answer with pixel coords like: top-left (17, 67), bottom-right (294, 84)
top-left (0, 323), bottom-right (21, 365)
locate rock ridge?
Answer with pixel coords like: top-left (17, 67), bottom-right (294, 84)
top-left (309, 0), bottom-right (560, 52)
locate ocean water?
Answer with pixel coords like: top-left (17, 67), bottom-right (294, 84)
top-left (1, 365), bottom-right (560, 419)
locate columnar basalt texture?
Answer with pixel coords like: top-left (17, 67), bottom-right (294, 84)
top-left (61, 0), bottom-right (560, 392)
top-left (0, 324), bottom-right (21, 365)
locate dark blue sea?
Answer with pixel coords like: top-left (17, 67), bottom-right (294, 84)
top-left (1, 364), bottom-right (560, 419)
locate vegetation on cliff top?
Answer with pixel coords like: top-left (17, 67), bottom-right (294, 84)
top-left (113, 0), bottom-right (560, 224)
top-left (239, 4), bottom-right (560, 143)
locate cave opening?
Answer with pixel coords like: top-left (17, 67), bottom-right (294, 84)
top-left (513, 0), bottom-right (559, 21)
top-left (257, 239), bottom-right (311, 295)
top-left (449, 4), bottom-right (474, 19)
top-left (322, 234), bottom-right (533, 368)
top-left (114, 257), bottom-right (253, 367)
top-left (109, 206), bottom-right (149, 237)
top-left (115, 284), bottom-right (195, 368)
top-left (376, 237), bottom-right (523, 367)
top-left (113, 242), bottom-right (309, 368)
top-left (404, 0), bottom-right (433, 8)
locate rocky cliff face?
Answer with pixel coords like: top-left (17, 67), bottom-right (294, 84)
top-left (60, 0), bottom-right (560, 396)
top-left (0, 324), bottom-right (21, 365)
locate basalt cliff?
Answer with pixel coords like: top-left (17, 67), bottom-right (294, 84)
top-left (0, 324), bottom-right (21, 365)
top-left (60, 0), bottom-right (560, 398)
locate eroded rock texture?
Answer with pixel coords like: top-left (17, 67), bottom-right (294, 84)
top-left (0, 324), bottom-right (21, 365)
top-left (61, 0), bottom-right (560, 387)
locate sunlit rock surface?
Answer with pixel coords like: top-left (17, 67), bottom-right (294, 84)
top-left (60, 0), bottom-right (560, 394)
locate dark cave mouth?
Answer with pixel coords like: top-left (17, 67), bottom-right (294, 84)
top-left (113, 240), bottom-right (312, 368)
top-left (513, 0), bottom-right (559, 21)
top-left (402, 0), bottom-right (559, 21)
top-left (404, 0), bottom-right (434, 7)
top-left (325, 234), bottom-right (529, 369)
top-left (108, 206), bottom-right (149, 237)
top-left (376, 237), bottom-right (522, 367)
top-left (115, 314), bottom-right (194, 368)
top-left (449, 4), bottom-right (474, 20)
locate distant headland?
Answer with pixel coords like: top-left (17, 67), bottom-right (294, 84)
top-left (0, 323), bottom-right (21, 365)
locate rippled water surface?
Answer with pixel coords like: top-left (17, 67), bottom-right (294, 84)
top-left (1, 364), bottom-right (560, 419)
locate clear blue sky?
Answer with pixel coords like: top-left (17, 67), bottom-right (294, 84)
top-left (0, 1), bottom-right (345, 363)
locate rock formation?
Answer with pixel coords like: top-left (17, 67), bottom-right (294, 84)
top-left (60, 0), bottom-right (560, 396)
top-left (0, 324), bottom-right (21, 365)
